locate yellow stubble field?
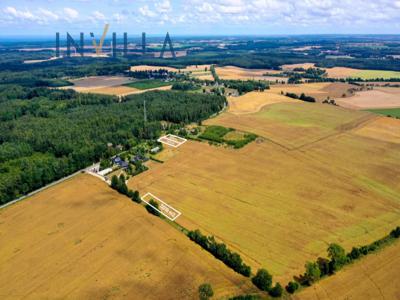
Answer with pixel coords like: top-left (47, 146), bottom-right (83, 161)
top-left (0, 174), bottom-right (256, 299)
top-left (295, 241), bottom-right (400, 300)
top-left (129, 101), bottom-right (400, 283)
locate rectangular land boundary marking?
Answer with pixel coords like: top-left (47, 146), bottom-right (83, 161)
top-left (157, 134), bottom-right (187, 148)
top-left (141, 192), bottom-right (182, 221)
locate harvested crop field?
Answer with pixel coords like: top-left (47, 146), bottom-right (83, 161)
top-left (0, 174), bottom-right (256, 299)
top-left (88, 86), bottom-right (139, 96)
top-left (130, 65), bottom-right (179, 72)
top-left (228, 91), bottom-right (297, 114)
top-left (215, 66), bottom-right (282, 81)
top-left (353, 117), bottom-right (400, 144)
top-left (280, 64), bottom-right (400, 80)
top-left (269, 82), bottom-right (355, 101)
top-left (324, 67), bottom-right (400, 80)
top-left (336, 87), bottom-right (400, 109)
top-left (281, 63), bottom-right (316, 70)
top-left (62, 76), bottom-right (132, 92)
top-left (208, 102), bottom-right (373, 149)
top-left (129, 104), bottom-right (400, 283)
top-left (295, 241), bottom-right (400, 300)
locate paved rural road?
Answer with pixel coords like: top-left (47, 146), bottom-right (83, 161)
top-left (0, 164), bottom-right (97, 210)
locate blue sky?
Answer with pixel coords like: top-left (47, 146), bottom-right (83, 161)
top-left (1, 0), bottom-right (400, 36)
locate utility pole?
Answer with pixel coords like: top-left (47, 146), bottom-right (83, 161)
top-left (143, 100), bottom-right (147, 123)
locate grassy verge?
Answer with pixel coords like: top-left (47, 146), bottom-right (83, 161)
top-left (367, 108), bottom-right (400, 119)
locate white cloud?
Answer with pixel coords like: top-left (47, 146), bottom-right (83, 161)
top-left (139, 5), bottom-right (157, 18)
top-left (182, 0), bottom-right (400, 28)
top-left (63, 7), bottom-right (79, 20)
top-left (92, 11), bottom-right (106, 21)
top-left (2, 6), bottom-right (60, 24)
top-left (1, 0), bottom-right (400, 33)
top-left (155, 0), bottom-right (172, 13)
top-left (38, 8), bottom-right (59, 21)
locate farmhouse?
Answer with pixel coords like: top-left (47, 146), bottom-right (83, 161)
top-left (131, 154), bottom-right (148, 163)
top-left (112, 156), bottom-right (129, 169)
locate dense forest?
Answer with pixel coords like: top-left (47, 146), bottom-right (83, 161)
top-left (0, 87), bottom-right (225, 204)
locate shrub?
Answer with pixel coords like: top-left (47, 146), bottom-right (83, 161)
top-left (252, 269), bottom-right (272, 291)
top-left (327, 243), bottom-right (348, 272)
top-left (269, 283), bottom-right (283, 298)
top-left (304, 262), bottom-right (321, 285)
top-left (131, 190), bottom-right (141, 203)
top-left (198, 283), bottom-right (214, 300)
top-left (286, 281), bottom-right (299, 294)
top-left (229, 295), bottom-right (261, 300)
top-left (390, 227), bottom-right (400, 238)
top-left (145, 199), bottom-right (161, 217)
top-left (316, 257), bottom-right (331, 276)
top-left (348, 247), bottom-right (362, 260)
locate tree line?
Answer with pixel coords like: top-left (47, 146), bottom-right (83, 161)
top-left (188, 229), bottom-right (251, 277)
top-left (284, 92), bottom-right (316, 103)
top-left (289, 226), bottom-right (400, 294)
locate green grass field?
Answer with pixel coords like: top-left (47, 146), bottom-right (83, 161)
top-left (123, 80), bottom-right (172, 90)
top-left (368, 108), bottom-right (400, 118)
top-left (354, 70), bottom-right (400, 80)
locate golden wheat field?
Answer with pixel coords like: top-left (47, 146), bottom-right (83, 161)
top-left (227, 91), bottom-right (298, 114)
top-left (129, 101), bottom-right (400, 283)
top-left (295, 241), bottom-right (400, 300)
top-left (269, 82), bottom-right (355, 101)
top-left (215, 66), bottom-right (282, 81)
top-left (0, 174), bottom-right (256, 299)
top-left (209, 101), bottom-right (375, 149)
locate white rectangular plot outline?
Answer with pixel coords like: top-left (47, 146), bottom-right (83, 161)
top-left (141, 192), bottom-right (182, 221)
top-left (157, 134), bottom-right (187, 148)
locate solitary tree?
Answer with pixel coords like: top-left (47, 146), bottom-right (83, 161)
top-left (198, 283), bottom-right (214, 300)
